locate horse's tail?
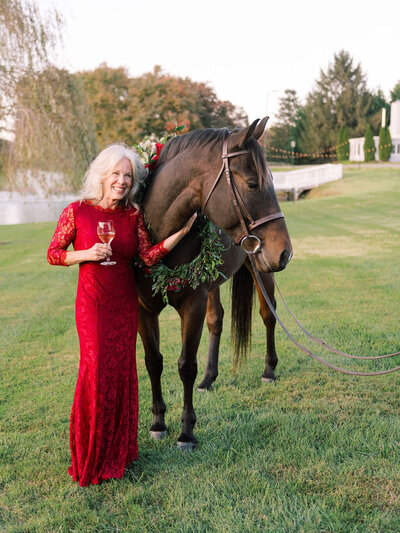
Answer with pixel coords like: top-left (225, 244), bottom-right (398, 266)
top-left (231, 263), bottom-right (255, 369)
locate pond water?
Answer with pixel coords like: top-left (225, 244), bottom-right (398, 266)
top-left (0, 192), bottom-right (77, 225)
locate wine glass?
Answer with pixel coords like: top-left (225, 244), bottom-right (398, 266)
top-left (97, 220), bottom-right (116, 265)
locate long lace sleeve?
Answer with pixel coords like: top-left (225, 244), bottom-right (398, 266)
top-left (47, 203), bottom-right (76, 266)
top-left (136, 210), bottom-right (169, 267)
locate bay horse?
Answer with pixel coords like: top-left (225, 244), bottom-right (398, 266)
top-left (136, 118), bottom-right (292, 449)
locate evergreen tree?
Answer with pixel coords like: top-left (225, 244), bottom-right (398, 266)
top-left (390, 81), bottom-right (400, 102)
top-left (378, 127), bottom-right (386, 161)
top-left (336, 127), bottom-right (344, 160)
top-left (363, 124), bottom-right (375, 162)
top-left (336, 126), bottom-right (349, 161)
top-left (384, 128), bottom-right (392, 161)
top-left (378, 127), bottom-right (392, 161)
top-left (342, 127), bottom-right (349, 160)
top-left (368, 89), bottom-right (389, 134)
top-left (267, 89), bottom-right (303, 163)
top-left (300, 50), bottom-right (372, 154)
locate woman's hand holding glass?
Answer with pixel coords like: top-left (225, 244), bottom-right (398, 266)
top-left (97, 221), bottom-right (116, 265)
top-left (86, 242), bottom-right (113, 263)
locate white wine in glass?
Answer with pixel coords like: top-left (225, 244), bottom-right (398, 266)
top-left (97, 220), bottom-right (116, 265)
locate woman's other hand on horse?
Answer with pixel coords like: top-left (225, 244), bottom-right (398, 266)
top-left (180, 213), bottom-right (197, 236)
top-left (163, 213), bottom-right (197, 252)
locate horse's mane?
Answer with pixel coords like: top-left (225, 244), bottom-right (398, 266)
top-left (156, 127), bottom-right (267, 188)
top-left (157, 128), bottom-right (230, 165)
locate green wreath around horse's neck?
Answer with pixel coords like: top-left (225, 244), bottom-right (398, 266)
top-left (133, 129), bottom-right (225, 303)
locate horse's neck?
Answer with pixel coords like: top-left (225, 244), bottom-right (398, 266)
top-left (143, 151), bottom-right (213, 240)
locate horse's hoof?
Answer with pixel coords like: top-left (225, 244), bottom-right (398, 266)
top-left (261, 377), bottom-right (276, 383)
top-left (177, 441), bottom-right (196, 451)
top-left (197, 378), bottom-right (214, 392)
top-left (150, 430), bottom-right (166, 441)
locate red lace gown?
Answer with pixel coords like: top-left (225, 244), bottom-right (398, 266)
top-left (47, 200), bottom-right (168, 487)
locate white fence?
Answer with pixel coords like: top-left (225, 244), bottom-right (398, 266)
top-left (272, 164), bottom-right (343, 197)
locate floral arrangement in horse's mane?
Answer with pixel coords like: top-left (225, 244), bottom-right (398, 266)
top-left (132, 126), bottom-right (225, 303)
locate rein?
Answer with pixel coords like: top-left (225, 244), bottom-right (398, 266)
top-left (273, 278), bottom-right (400, 361)
top-left (248, 253), bottom-right (400, 376)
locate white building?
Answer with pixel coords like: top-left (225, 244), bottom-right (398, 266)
top-left (349, 100), bottom-right (400, 162)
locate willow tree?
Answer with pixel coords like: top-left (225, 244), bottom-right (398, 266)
top-left (0, 0), bottom-right (97, 192)
top-left (13, 67), bottom-right (98, 192)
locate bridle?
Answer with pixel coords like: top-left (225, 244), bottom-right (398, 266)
top-left (203, 135), bottom-right (284, 254)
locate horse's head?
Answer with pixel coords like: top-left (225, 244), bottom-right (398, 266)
top-left (203, 118), bottom-right (292, 272)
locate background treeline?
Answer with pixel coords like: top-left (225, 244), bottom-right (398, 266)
top-left (0, 0), bottom-right (246, 192)
top-left (77, 64), bottom-right (248, 149)
top-left (1, 1), bottom-right (400, 191)
top-left (267, 50), bottom-right (400, 164)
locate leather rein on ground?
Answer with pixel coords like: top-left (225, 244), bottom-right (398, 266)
top-left (203, 134), bottom-right (400, 376)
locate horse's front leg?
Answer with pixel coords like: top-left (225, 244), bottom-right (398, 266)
top-left (138, 302), bottom-right (167, 438)
top-left (176, 289), bottom-right (208, 449)
top-left (247, 264), bottom-right (278, 382)
top-left (197, 287), bottom-right (224, 391)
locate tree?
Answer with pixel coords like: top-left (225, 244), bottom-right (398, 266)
top-left (1, 1), bottom-right (97, 192)
top-left (378, 126), bottom-right (392, 161)
top-left (336, 127), bottom-right (344, 160)
top-left (385, 128), bottom-right (393, 160)
top-left (363, 124), bottom-right (375, 162)
top-left (342, 127), bottom-right (349, 160)
top-left (368, 89), bottom-right (389, 134)
top-left (12, 67), bottom-right (98, 192)
top-left (390, 81), bottom-right (400, 102)
top-left (267, 89), bottom-right (303, 163)
top-left (79, 65), bottom-right (248, 148)
top-left (0, 0), bottom-right (62, 135)
top-left (378, 127), bottom-right (385, 161)
top-left (336, 126), bottom-right (349, 161)
top-left (78, 64), bottom-right (135, 149)
top-left (300, 50), bottom-right (372, 155)
top-left (0, 138), bottom-right (11, 186)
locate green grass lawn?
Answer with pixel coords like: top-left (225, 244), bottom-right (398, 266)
top-left (1, 167), bottom-right (400, 532)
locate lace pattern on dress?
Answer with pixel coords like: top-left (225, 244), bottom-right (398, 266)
top-left (47, 203), bottom-right (76, 266)
top-left (136, 210), bottom-right (168, 266)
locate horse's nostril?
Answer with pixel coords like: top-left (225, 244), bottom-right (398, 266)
top-left (279, 249), bottom-right (292, 269)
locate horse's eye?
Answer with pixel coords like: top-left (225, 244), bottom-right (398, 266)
top-left (247, 180), bottom-right (258, 191)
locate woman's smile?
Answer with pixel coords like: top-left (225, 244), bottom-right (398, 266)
top-left (100, 157), bottom-right (133, 208)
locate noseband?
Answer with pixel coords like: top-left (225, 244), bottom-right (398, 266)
top-left (202, 135), bottom-right (284, 253)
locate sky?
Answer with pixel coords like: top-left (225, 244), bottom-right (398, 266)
top-left (52, 0), bottom-right (400, 126)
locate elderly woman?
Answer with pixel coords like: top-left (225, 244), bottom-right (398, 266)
top-left (48, 144), bottom-right (194, 487)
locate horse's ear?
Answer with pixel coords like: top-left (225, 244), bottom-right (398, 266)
top-left (253, 116), bottom-right (269, 140)
top-left (229, 118), bottom-right (260, 149)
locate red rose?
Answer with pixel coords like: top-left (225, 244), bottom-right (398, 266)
top-left (145, 143), bottom-right (164, 173)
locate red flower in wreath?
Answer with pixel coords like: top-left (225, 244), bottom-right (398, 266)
top-left (145, 142), bottom-right (164, 173)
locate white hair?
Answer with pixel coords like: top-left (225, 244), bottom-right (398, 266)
top-left (80, 143), bottom-right (146, 208)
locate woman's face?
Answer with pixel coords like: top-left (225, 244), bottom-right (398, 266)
top-left (102, 157), bottom-right (133, 202)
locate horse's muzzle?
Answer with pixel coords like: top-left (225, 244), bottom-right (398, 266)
top-left (253, 244), bottom-right (292, 272)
